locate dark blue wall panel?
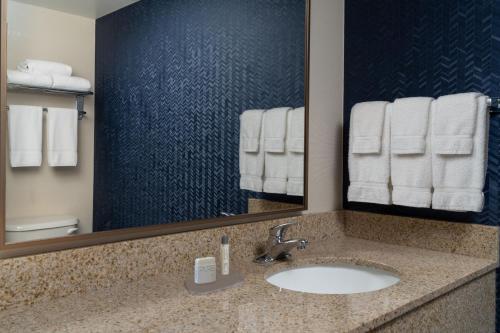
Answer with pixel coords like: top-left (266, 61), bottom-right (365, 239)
top-left (94, 0), bottom-right (305, 231)
top-left (345, 0), bottom-right (500, 327)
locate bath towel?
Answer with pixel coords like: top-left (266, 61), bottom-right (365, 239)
top-left (8, 105), bottom-right (43, 167)
top-left (18, 59), bottom-right (72, 77)
top-left (350, 101), bottom-right (388, 154)
top-left (240, 113), bottom-right (265, 192)
top-left (348, 102), bottom-right (391, 204)
top-left (51, 74), bottom-right (91, 92)
top-left (47, 108), bottom-right (78, 167)
top-left (432, 95), bottom-right (488, 212)
top-left (263, 107), bottom-right (291, 153)
top-left (391, 97), bottom-right (433, 208)
top-left (286, 107), bottom-right (305, 196)
top-left (7, 69), bottom-right (53, 89)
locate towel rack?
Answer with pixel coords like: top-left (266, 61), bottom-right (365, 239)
top-left (487, 97), bottom-right (500, 114)
top-left (6, 83), bottom-right (93, 120)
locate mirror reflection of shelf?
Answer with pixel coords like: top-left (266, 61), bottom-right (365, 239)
top-left (6, 83), bottom-right (93, 120)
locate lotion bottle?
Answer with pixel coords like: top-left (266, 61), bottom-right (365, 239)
top-left (221, 235), bottom-right (230, 275)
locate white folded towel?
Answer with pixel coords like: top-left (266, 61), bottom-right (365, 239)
top-left (47, 108), bottom-right (78, 167)
top-left (287, 107), bottom-right (305, 153)
top-left (240, 115), bottom-right (265, 192)
top-left (18, 59), bottom-right (72, 77)
top-left (433, 92), bottom-right (481, 155)
top-left (263, 107), bottom-right (291, 153)
top-left (391, 97), bottom-right (433, 154)
top-left (51, 74), bottom-right (91, 92)
top-left (240, 110), bottom-right (264, 152)
top-left (391, 97), bottom-right (433, 208)
top-left (8, 105), bottom-right (43, 167)
top-left (350, 101), bottom-right (388, 153)
top-left (348, 102), bottom-right (391, 204)
top-left (286, 107), bottom-right (305, 196)
top-left (7, 69), bottom-right (53, 89)
top-left (432, 95), bottom-right (488, 212)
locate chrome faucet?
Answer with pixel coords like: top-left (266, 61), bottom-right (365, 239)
top-left (254, 221), bottom-right (308, 264)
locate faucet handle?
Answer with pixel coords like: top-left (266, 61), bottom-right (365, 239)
top-left (269, 221), bottom-right (298, 239)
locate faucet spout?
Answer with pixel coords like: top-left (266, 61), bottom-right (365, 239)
top-left (254, 221), bottom-right (309, 264)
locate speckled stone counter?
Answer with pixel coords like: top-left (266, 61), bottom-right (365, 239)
top-left (0, 236), bottom-right (496, 333)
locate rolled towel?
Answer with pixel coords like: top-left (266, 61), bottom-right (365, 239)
top-left (51, 74), bottom-right (91, 92)
top-left (391, 97), bottom-right (433, 208)
top-left (8, 105), bottom-right (43, 167)
top-left (240, 109), bottom-right (264, 152)
top-left (432, 95), bottom-right (488, 212)
top-left (7, 69), bottom-right (53, 89)
top-left (348, 102), bottom-right (391, 205)
top-left (350, 101), bottom-right (388, 153)
top-left (240, 115), bottom-right (265, 192)
top-left (263, 107), bottom-right (291, 152)
top-left (18, 59), bottom-right (72, 77)
top-left (433, 92), bottom-right (481, 155)
top-left (47, 108), bottom-right (79, 167)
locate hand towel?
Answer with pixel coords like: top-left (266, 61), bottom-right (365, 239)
top-left (348, 102), bottom-right (391, 204)
top-left (391, 97), bottom-right (433, 154)
top-left (240, 110), bottom-right (264, 152)
top-left (391, 97), bottom-right (433, 208)
top-left (18, 59), bottom-right (72, 77)
top-left (350, 101), bottom-right (388, 153)
top-left (240, 115), bottom-right (265, 191)
top-left (432, 95), bottom-right (488, 212)
top-left (8, 105), bottom-right (43, 167)
top-left (286, 107), bottom-right (305, 196)
top-left (7, 69), bottom-right (53, 89)
top-left (433, 92), bottom-right (481, 155)
top-left (263, 107), bottom-right (291, 153)
top-left (51, 74), bottom-right (92, 92)
top-left (287, 107), bottom-right (305, 153)
top-left (47, 108), bottom-right (78, 167)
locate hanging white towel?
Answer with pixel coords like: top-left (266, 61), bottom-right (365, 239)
top-left (287, 107), bottom-right (305, 196)
top-left (7, 69), bottom-right (53, 89)
top-left (8, 105), bottom-right (43, 167)
top-left (348, 102), bottom-right (391, 204)
top-left (263, 108), bottom-right (290, 194)
top-left (263, 107), bottom-right (290, 152)
top-left (240, 113), bottom-right (265, 192)
top-left (51, 74), bottom-right (91, 92)
top-left (432, 95), bottom-right (488, 212)
top-left (240, 110), bottom-right (264, 152)
top-left (18, 59), bottom-right (72, 77)
top-left (391, 97), bottom-right (433, 208)
top-left (350, 101), bottom-right (388, 153)
top-left (433, 92), bottom-right (481, 155)
top-left (47, 108), bottom-right (78, 167)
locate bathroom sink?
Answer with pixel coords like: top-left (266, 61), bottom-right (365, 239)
top-left (266, 263), bottom-right (400, 295)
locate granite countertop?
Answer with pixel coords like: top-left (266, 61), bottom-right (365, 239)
top-left (0, 237), bottom-right (496, 333)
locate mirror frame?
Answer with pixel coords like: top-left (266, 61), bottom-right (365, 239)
top-left (0, 0), bottom-right (311, 258)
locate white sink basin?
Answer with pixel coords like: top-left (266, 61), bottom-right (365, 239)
top-left (266, 263), bottom-right (400, 295)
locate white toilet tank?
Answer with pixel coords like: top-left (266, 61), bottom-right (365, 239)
top-left (6, 215), bottom-right (79, 243)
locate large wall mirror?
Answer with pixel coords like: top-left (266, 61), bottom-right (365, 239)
top-left (0, 0), bottom-right (309, 254)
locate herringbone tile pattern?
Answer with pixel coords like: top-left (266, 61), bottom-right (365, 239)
top-left (345, 0), bottom-right (500, 327)
top-left (93, 0), bottom-right (305, 231)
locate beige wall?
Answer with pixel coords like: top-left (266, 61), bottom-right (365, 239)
top-left (5, 1), bottom-right (95, 234)
top-left (307, 0), bottom-right (344, 213)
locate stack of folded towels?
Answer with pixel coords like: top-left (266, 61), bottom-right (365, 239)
top-left (7, 59), bottom-right (91, 92)
top-left (347, 92), bottom-right (488, 212)
top-left (239, 106), bottom-right (305, 196)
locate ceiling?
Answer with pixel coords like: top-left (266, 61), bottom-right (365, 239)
top-left (12, 0), bottom-right (141, 19)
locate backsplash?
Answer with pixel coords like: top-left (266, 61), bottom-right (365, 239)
top-left (344, 0), bottom-right (500, 326)
top-left (93, 0), bottom-right (305, 231)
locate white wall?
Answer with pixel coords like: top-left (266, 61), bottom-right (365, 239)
top-left (307, 0), bottom-right (344, 212)
top-left (6, 1), bottom-right (95, 235)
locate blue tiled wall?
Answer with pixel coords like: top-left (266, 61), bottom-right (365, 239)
top-left (93, 0), bottom-right (305, 231)
top-left (345, 0), bottom-right (500, 327)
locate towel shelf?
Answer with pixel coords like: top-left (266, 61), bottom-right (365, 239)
top-left (7, 83), bottom-right (93, 120)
